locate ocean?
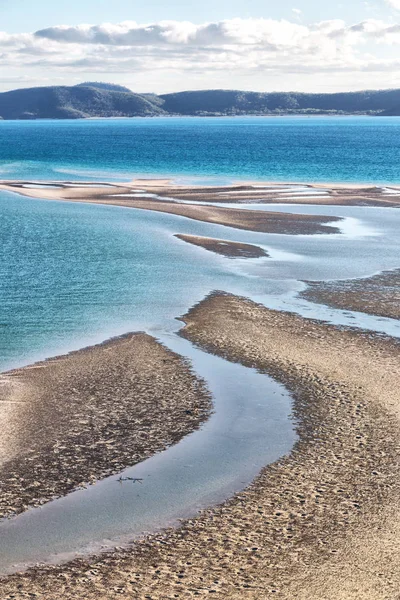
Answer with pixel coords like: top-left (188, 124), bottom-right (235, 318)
top-left (1, 116), bottom-right (400, 184)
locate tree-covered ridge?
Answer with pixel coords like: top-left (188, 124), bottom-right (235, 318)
top-left (159, 89), bottom-right (400, 115)
top-left (1, 84), bottom-right (400, 119)
top-left (0, 85), bottom-right (165, 119)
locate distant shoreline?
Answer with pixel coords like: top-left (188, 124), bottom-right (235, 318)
top-left (0, 113), bottom-right (386, 122)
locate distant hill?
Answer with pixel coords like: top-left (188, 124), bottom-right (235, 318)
top-left (380, 104), bottom-right (400, 116)
top-left (1, 84), bottom-right (400, 119)
top-left (0, 85), bottom-right (165, 119)
top-left (159, 89), bottom-right (400, 115)
top-left (75, 82), bottom-right (135, 94)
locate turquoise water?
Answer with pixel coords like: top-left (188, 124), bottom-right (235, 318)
top-left (1, 117), bottom-right (400, 184)
top-left (1, 191), bottom-right (400, 372)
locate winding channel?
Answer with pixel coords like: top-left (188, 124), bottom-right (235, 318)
top-left (0, 332), bottom-right (295, 575)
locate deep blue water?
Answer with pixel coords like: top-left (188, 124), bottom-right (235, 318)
top-left (1, 116), bottom-right (400, 184)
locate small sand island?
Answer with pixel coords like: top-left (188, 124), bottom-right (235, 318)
top-left (175, 234), bottom-right (268, 258)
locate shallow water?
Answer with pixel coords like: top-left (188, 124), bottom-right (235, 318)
top-left (0, 193), bottom-right (399, 374)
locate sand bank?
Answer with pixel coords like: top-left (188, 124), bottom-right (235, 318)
top-left (0, 181), bottom-right (341, 235)
top-left (2, 179), bottom-right (400, 208)
top-left (97, 198), bottom-right (340, 234)
top-left (136, 181), bottom-right (400, 207)
top-left (2, 294), bottom-right (399, 599)
top-left (0, 333), bottom-right (211, 519)
top-left (175, 234), bottom-right (268, 258)
top-left (301, 269), bottom-right (400, 320)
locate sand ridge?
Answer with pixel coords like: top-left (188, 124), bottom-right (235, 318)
top-left (0, 333), bottom-right (212, 520)
top-left (0, 181), bottom-right (341, 235)
top-left (174, 234), bottom-right (268, 258)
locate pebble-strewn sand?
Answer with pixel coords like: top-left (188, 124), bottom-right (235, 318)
top-left (301, 269), bottom-right (400, 320)
top-left (0, 333), bottom-right (211, 519)
top-left (2, 294), bottom-right (399, 599)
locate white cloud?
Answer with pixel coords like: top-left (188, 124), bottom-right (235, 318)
top-left (1, 17), bottom-right (400, 92)
top-left (386, 0), bottom-right (400, 10)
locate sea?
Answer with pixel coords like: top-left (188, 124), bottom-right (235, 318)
top-left (1, 116), bottom-right (400, 184)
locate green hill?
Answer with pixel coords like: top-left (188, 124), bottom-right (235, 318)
top-left (1, 84), bottom-right (400, 119)
top-left (159, 89), bottom-right (400, 115)
top-left (0, 85), bottom-right (165, 120)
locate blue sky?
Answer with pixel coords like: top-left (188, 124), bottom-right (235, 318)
top-left (1, 0), bottom-right (400, 93)
top-left (2, 0), bottom-right (397, 32)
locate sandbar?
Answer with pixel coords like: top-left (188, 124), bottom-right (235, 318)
top-left (0, 333), bottom-right (211, 519)
top-left (175, 234), bottom-right (268, 258)
top-left (0, 180), bottom-right (341, 235)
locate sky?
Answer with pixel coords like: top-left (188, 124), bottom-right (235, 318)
top-left (1, 0), bottom-right (400, 93)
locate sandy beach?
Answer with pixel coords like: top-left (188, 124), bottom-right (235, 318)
top-left (0, 333), bottom-right (211, 520)
top-left (1, 294), bottom-right (399, 599)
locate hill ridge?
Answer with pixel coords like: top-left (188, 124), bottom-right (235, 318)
top-left (1, 83), bottom-right (400, 119)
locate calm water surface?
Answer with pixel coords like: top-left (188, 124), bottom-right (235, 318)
top-left (1, 192), bottom-right (399, 372)
top-left (1, 116), bottom-right (400, 184)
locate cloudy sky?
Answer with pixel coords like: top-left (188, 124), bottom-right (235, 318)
top-left (2, 0), bottom-right (400, 93)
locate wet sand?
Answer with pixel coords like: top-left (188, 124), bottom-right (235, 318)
top-left (154, 184), bottom-right (400, 207)
top-left (2, 294), bottom-right (399, 599)
top-left (175, 234), bottom-right (268, 258)
top-left (0, 181), bottom-right (341, 235)
top-left (96, 198), bottom-right (340, 235)
top-left (2, 179), bottom-right (400, 208)
top-left (0, 333), bottom-right (211, 520)
top-left (301, 269), bottom-right (400, 320)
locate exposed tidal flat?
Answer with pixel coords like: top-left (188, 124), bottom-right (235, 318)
top-left (0, 333), bottom-right (212, 520)
top-left (1, 295), bottom-right (399, 599)
top-left (0, 123), bottom-right (400, 597)
top-left (300, 269), bottom-right (400, 321)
